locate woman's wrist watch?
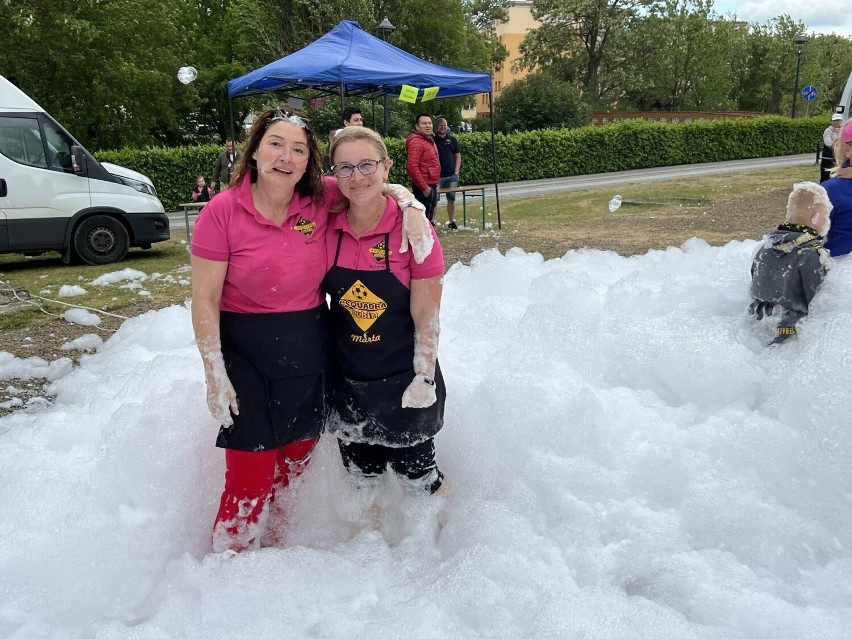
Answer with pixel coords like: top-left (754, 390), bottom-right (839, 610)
top-left (400, 199), bottom-right (426, 212)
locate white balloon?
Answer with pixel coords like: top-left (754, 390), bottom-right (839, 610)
top-left (177, 66), bottom-right (198, 85)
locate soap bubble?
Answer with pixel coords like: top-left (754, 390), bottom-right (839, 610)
top-left (177, 66), bottom-right (198, 85)
top-left (608, 195), bottom-right (622, 213)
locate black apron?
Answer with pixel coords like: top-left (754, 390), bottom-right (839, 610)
top-left (323, 230), bottom-right (445, 447)
top-left (216, 304), bottom-right (330, 451)
top-left (820, 143), bottom-right (836, 183)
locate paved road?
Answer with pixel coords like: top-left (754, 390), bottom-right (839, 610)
top-left (167, 153), bottom-right (815, 227)
top-left (487, 153), bottom-right (815, 200)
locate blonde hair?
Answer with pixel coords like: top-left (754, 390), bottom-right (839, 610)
top-left (328, 127), bottom-right (391, 213)
top-left (785, 181), bottom-right (830, 227)
top-left (328, 126), bottom-right (388, 165)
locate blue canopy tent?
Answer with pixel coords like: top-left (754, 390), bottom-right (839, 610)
top-left (227, 20), bottom-right (501, 228)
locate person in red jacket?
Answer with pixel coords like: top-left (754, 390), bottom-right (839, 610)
top-left (405, 113), bottom-right (440, 223)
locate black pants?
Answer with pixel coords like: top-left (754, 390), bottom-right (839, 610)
top-left (338, 437), bottom-right (443, 493)
top-left (414, 184), bottom-right (439, 223)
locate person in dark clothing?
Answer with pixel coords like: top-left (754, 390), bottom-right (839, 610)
top-left (434, 117), bottom-right (461, 230)
top-left (190, 175), bottom-right (215, 206)
top-left (323, 127), bottom-right (338, 175)
top-left (820, 114), bottom-right (842, 183)
top-left (341, 106), bottom-right (363, 127)
top-left (749, 181), bottom-right (832, 345)
top-left (211, 138), bottom-right (242, 192)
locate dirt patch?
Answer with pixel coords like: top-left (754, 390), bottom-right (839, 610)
top-left (0, 189), bottom-right (786, 415)
top-left (477, 188), bottom-right (787, 259)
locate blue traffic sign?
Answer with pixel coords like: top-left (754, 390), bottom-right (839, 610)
top-left (802, 85), bottom-right (819, 101)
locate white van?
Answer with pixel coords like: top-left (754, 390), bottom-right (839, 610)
top-left (0, 75), bottom-right (169, 264)
top-left (834, 70), bottom-right (852, 122)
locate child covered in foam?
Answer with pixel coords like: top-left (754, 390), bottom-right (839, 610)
top-left (749, 181), bottom-right (832, 345)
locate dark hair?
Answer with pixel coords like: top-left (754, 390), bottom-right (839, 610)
top-left (341, 106), bottom-right (362, 124)
top-left (231, 107), bottom-right (325, 201)
top-left (414, 112), bottom-right (432, 127)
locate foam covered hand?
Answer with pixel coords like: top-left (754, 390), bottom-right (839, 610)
top-left (401, 374), bottom-right (437, 409)
top-left (381, 183), bottom-right (433, 264)
top-left (401, 205), bottom-right (433, 264)
top-left (202, 349), bottom-right (239, 425)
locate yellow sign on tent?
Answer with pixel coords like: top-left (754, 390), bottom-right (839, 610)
top-left (422, 87), bottom-right (439, 101)
top-left (399, 85), bottom-right (419, 103)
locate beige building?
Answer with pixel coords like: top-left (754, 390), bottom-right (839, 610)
top-left (476, 1), bottom-right (540, 118)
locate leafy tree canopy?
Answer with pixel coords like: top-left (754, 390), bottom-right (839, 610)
top-left (494, 71), bottom-right (590, 132)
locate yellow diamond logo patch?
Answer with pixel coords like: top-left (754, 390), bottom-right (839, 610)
top-left (339, 280), bottom-right (387, 332)
top-left (294, 216), bottom-right (316, 237)
top-left (369, 240), bottom-right (390, 262)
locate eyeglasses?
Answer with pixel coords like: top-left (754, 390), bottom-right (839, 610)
top-left (332, 158), bottom-right (386, 178)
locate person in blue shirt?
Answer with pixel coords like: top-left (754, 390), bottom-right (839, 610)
top-left (822, 120), bottom-right (852, 256)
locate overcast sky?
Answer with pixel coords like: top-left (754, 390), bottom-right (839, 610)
top-left (713, 0), bottom-right (852, 37)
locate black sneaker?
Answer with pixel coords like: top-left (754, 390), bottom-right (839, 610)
top-left (447, 221), bottom-right (458, 230)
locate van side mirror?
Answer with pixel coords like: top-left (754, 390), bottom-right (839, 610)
top-left (71, 145), bottom-right (87, 174)
top-left (55, 150), bottom-right (73, 170)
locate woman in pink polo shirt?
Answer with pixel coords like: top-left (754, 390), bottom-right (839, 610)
top-left (191, 108), bottom-right (429, 552)
top-left (324, 126), bottom-right (446, 496)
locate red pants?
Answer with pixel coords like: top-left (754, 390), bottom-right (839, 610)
top-left (211, 438), bottom-right (316, 552)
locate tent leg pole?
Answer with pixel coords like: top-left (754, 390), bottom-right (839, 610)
top-left (489, 92), bottom-right (501, 229)
top-left (228, 97), bottom-right (235, 142)
top-left (383, 94), bottom-right (389, 137)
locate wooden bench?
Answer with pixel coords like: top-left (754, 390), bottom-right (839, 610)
top-left (178, 202), bottom-right (206, 242)
top-left (437, 184), bottom-right (488, 228)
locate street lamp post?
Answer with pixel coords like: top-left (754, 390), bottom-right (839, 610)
top-left (791, 34), bottom-right (807, 119)
top-left (376, 17), bottom-right (396, 136)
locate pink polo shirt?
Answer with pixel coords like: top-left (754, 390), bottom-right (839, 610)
top-left (192, 177), bottom-right (343, 313)
top-left (327, 196), bottom-right (444, 287)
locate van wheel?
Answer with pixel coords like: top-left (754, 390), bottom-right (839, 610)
top-left (73, 216), bottom-right (129, 265)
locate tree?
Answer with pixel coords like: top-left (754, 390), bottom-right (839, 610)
top-left (618, 0), bottom-right (736, 110)
top-left (0, 0), bottom-right (197, 150)
top-left (518, 0), bottom-right (657, 103)
top-left (467, 0), bottom-right (511, 69)
top-left (494, 71), bottom-right (590, 132)
top-left (730, 15), bottom-right (807, 114)
top-left (801, 35), bottom-right (852, 116)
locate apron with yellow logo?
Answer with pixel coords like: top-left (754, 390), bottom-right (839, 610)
top-left (324, 230), bottom-right (445, 447)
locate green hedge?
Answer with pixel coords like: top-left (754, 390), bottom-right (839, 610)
top-left (96, 116), bottom-right (824, 212)
top-left (96, 144), bottom-right (223, 214)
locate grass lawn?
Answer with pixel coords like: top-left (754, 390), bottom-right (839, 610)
top-left (0, 163), bottom-right (820, 330)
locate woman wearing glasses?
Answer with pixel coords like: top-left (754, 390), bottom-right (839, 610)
top-left (325, 126), bottom-right (446, 502)
top-left (190, 107), bottom-right (430, 552)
